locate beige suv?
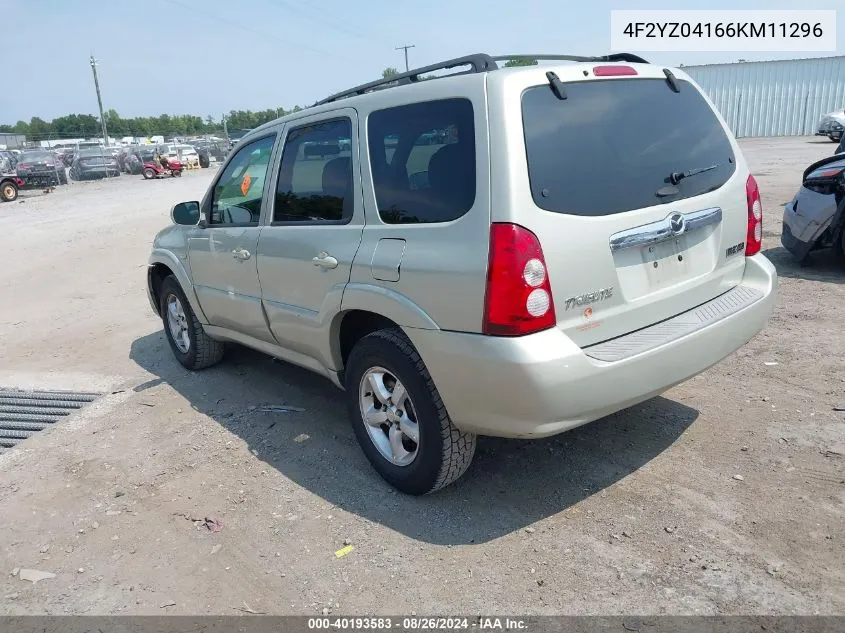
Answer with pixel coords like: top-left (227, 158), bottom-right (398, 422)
top-left (147, 53), bottom-right (777, 494)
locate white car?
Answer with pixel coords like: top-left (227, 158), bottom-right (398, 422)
top-left (147, 52), bottom-right (777, 494)
top-left (816, 107), bottom-right (845, 142)
top-left (176, 145), bottom-right (200, 168)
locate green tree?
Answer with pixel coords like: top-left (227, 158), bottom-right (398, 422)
top-left (28, 116), bottom-right (51, 139)
top-left (382, 67), bottom-right (399, 78)
top-left (504, 58), bottom-right (538, 67)
top-left (104, 109), bottom-right (126, 136)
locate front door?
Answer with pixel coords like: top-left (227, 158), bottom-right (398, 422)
top-left (188, 132), bottom-right (279, 343)
top-left (256, 109), bottom-right (365, 368)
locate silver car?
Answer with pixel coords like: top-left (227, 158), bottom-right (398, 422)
top-left (782, 154), bottom-right (845, 262)
top-left (816, 107), bottom-right (845, 142)
top-left (147, 53), bottom-right (776, 494)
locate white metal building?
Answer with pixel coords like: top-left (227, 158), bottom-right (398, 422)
top-left (683, 56), bottom-right (845, 138)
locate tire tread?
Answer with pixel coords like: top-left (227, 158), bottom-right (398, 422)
top-left (367, 328), bottom-right (476, 493)
top-left (161, 276), bottom-right (224, 370)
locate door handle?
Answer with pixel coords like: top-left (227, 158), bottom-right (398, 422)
top-left (232, 247), bottom-right (251, 261)
top-left (312, 251), bottom-right (338, 269)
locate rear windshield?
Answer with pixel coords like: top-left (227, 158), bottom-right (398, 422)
top-left (21, 152), bottom-right (53, 161)
top-left (521, 78), bottom-right (736, 216)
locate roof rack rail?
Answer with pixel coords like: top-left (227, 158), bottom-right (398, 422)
top-left (492, 53), bottom-right (650, 64)
top-left (314, 52), bottom-right (650, 106)
top-left (315, 53), bottom-right (498, 105)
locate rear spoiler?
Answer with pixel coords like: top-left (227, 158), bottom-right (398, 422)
top-left (802, 154), bottom-right (845, 181)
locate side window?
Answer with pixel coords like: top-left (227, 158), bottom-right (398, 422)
top-left (367, 98), bottom-right (475, 224)
top-left (273, 118), bottom-right (354, 224)
top-left (209, 135), bottom-right (276, 226)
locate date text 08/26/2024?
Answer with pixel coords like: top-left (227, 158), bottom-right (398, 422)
top-left (306, 617), bottom-right (527, 630)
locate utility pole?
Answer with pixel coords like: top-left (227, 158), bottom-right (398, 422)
top-left (222, 114), bottom-right (229, 146)
top-left (395, 44), bottom-right (415, 72)
top-left (90, 56), bottom-right (109, 146)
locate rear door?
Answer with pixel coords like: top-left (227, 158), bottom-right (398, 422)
top-left (489, 65), bottom-right (750, 347)
top-left (256, 109), bottom-right (365, 369)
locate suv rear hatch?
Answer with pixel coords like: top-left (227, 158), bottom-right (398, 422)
top-left (488, 64), bottom-right (752, 348)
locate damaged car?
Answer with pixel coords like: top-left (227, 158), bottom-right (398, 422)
top-left (782, 154), bottom-right (845, 262)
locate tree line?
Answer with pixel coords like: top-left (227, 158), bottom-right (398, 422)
top-left (0, 107), bottom-right (305, 141)
top-left (2, 60), bottom-right (536, 141)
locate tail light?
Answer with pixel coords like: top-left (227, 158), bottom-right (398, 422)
top-left (745, 174), bottom-right (763, 256)
top-left (483, 223), bottom-right (556, 336)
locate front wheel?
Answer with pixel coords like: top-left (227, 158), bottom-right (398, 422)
top-left (173, 170), bottom-right (182, 177)
top-left (1, 181), bottom-right (17, 202)
top-left (345, 328), bottom-right (476, 495)
top-left (159, 276), bottom-right (224, 370)
top-left (143, 168), bottom-right (155, 179)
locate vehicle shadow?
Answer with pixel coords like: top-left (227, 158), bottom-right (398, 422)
top-left (764, 245), bottom-right (844, 284)
top-left (129, 331), bottom-right (699, 545)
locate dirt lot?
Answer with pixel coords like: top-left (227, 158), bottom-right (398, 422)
top-left (0, 138), bottom-right (843, 615)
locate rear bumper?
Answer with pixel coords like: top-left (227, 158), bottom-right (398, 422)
top-left (405, 254), bottom-right (777, 438)
top-left (781, 222), bottom-right (814, 261)
top-left (781, 192), bottom-right (839, 260)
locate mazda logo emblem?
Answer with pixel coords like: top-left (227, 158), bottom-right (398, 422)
top-left (669, 213), bottom-right (685, 235)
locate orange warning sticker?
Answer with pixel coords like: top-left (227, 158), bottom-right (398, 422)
top-left (240, 174), bottom-right (252, 197)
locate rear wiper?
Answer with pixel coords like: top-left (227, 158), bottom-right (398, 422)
top-left (668, 164), bottom-right (718, 186)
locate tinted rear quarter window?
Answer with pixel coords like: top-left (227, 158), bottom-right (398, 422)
top-left (521, 78), bottom-right (736, 216)
top-left (368, 98), bottom-right (476, 224)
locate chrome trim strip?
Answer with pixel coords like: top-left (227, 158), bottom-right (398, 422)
top-left (609, 207), bottom-right (722, 253)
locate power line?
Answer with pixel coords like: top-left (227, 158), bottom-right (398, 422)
top-left (163, 0), bottom-right (331, 56)
top-left (272, 0), bottom-right (369, 40)
top-left (396, 44), bottom-right (415, 72)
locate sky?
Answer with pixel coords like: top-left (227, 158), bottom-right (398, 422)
top-left (0, 0), bottom-right (842, 124)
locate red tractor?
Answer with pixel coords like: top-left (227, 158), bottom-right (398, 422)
top-left (142, 157), bottom-right (183, 179)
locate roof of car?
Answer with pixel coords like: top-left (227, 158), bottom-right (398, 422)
top-left (242, 52), bottom-right (652, 142)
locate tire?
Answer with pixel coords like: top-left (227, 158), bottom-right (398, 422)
top-left (59, 170), bottom-right (67, 185)
top-left (159, 276), bottom-right (224, 370)
top-left (143, 168), bottom-right (155, 179)
top-left (1, 180), bottom-right (18, 202)
top-left (173, 170), bottom-right (182, 177)
top-left (199, 154), bottom-right (210, 168)
top-left (345, 328), bottom-right (476, 495)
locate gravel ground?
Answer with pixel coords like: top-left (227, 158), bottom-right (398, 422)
top-left (0, 138), bottom-right (843, 615)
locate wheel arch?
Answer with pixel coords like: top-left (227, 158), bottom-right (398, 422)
top-left (332, 283), bottom-right (440, 378)
top-left (147, 250), bottom-right (209, 324)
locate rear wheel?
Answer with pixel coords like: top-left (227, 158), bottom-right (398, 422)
top-left (143, 168), bottom-right (155, 179)
top-left (173, 170), bottom-right (182, 177)
top-left (1, 181), bottom-right (17, 202)
top-left (345, 328), bottom-right (476, 495)
top-left (159, 276), bottom-right (224, 370)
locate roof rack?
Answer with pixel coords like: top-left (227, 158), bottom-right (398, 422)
top-left (316, 54), bottom-right (498, 105)
top-left (492, 53), bottom-right (650, 64)
top-left (314, 52), bottom-right (650, 105)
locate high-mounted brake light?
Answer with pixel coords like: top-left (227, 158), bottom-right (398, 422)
top-left (745, 174), bottom-right (763, 256)
top-left (483, 223), bottom-right (556, 336)
top-left (592, 65), bottom-right (638, 77)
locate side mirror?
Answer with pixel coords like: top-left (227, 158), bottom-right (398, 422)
top-left (171, 201), bottom-right (200, 225)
